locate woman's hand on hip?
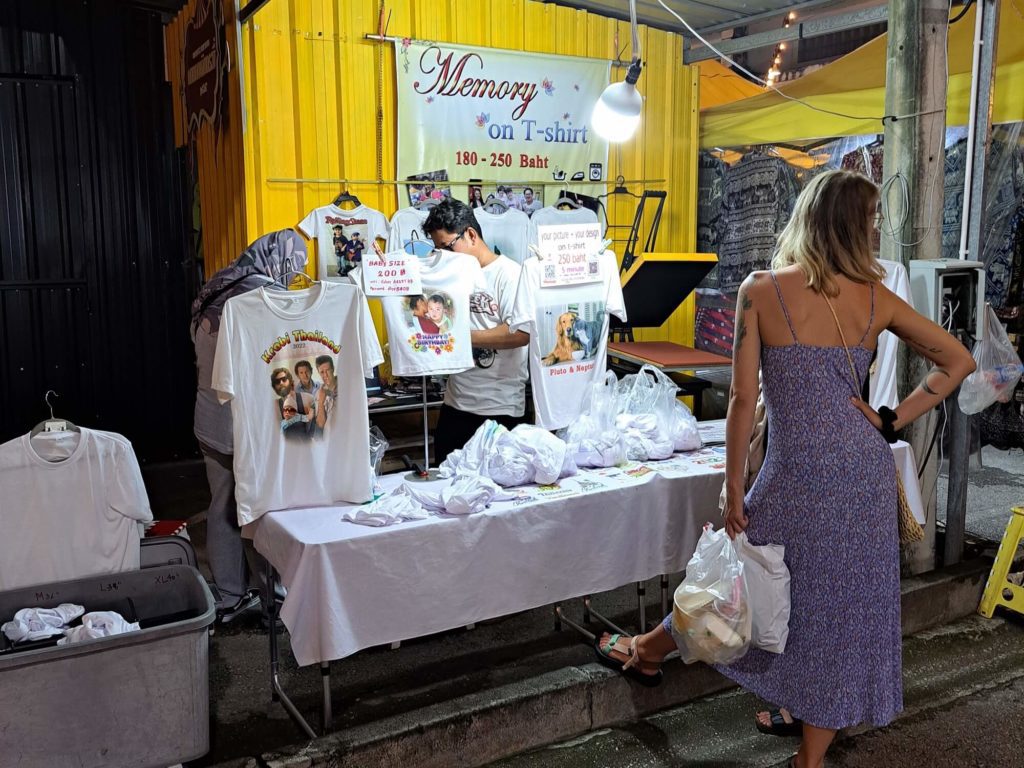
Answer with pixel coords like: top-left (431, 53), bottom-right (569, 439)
top-left (850, 397), bottom-right (883, 431)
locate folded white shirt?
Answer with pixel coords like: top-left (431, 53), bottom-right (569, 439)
top-left (2, 603), bottom-right (85, 643)
top-left (440, 475), bottom-right (513, 515)
top-left (341, 490), bottom-right (433, 527)
top-left (58, 611), bottom-right (139, 646)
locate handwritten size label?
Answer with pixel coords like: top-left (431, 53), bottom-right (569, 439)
top-left (536, 224), bottom-right (602, 287)
top-left (361, 251), bottom-right (423, 296)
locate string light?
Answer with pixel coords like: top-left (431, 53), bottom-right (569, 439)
top-left (767, 10), bottom-right (795, 82)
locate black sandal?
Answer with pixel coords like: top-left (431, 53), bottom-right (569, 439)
top-left (593, 633), bottom-right (663, 688)
top-left (755, 708), bottom-right (803, 737)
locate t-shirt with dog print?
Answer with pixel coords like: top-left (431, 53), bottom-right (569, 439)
top-left (509, 249), bottom-right (626, 430)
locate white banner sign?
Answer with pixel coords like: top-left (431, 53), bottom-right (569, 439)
top-left (396, 40), bottom-right (610, 187)
top-left (536, 223), bottom-right (604, 287)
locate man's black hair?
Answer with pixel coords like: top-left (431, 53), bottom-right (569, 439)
top-left (523, 187), bottom-right (534, 194)
top-left (315, 355), bottom-right (334, 371)
top-left (294, 360), bottom-right (313, 375)
top-left (423, 198), bottom-right (483, 240)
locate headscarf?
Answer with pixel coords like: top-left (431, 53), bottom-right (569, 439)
top-left (190, 229), bottom-right (309, 338)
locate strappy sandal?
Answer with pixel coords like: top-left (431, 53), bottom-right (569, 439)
top-left (755, 707), bottom-right (803, 737)
top-left (593, 633), bottom-right (663, 688)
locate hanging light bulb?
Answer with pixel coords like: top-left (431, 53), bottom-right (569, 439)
top-left (592, 0), bottom-right (643, 142)
top-left (788, 11), bottom-right (797, 20)
top-left (779, 42), bottom-right (787, 50)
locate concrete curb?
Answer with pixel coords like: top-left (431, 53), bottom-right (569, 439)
top-left (218, 558), bottom-right (993, 768)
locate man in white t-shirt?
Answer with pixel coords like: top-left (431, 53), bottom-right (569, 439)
top-left (423, 199), bottom-right (530, 461)
top-left (520, 187), bottom-right (543, 216)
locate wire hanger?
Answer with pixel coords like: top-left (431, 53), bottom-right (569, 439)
top-left (30, 390), bottom-right (80, 437)
top-left (483, 193), bottom-right (509, 214)
top-left (332, 189), bottom-right (362, 208)
top-left (270, 269), bottom-right (317, 289)
top-left (599, 175), bottom-right (642, 201)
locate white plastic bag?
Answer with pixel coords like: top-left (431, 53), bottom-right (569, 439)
top-left (734, 533), bottom-right (790, 654)
top-left (672, 524), bottom-right (751, 665)
top-left (959, 305), bottom-right (1024, 415)
top-left (561, 371), bottom-right (626, 468)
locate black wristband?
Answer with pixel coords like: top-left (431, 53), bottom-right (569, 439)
top-left (877, 406), bottom-right (899, 444)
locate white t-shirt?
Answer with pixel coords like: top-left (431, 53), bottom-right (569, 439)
top-left (510, 250), bottom-right (626, 430)
top-left (387, 207), bottom-right (434, 257)
top-left (372, 251), bottom-right (486, 377)
top-left (0, 429), bottom-right (152, 591)
top-left (871, 259), bottom-right (913, 411)
top-left (475, 208), bottom-right (531, 265)
top-left (212, 282), bottom-right (384, 524)
top-left (527, 205), bottom-right (600, 247)
top-left (446, 255), bottom-right (529, 417)
top-left (520, 197), bottom-right (544, 216)
top-left (298, 204), bottom-right (389, 280)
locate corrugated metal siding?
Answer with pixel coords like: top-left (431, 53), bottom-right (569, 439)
top-left (238, 0), bottom-right (699, 346)
top-left (0, 0), bottom-right (197, 461)
top-left (164, 0), bottom-right (248, 276)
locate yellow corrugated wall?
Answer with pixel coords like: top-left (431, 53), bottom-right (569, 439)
top-left (238, 0), bottom-right (698, 346)
top-left (165, 0), bottom-right (249, 277)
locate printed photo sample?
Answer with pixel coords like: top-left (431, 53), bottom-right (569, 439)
top-left (330, 222), bottom-right (369, 278)
top-left (538, 301), bottom-right (606, 367)
top-left (481, 183), bottom-right (544, 216)
top-left (407, 169), bottom-right (452, 207)
top-left (403, 291), bottom-right (455, 336)
top-left (268, 354), bottom-right (339, 441)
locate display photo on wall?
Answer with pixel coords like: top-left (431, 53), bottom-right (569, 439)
top-left (407, 170), bottom-right (452, 206)
top-left (269, 353), bottom-right (338, 441)
top-left (538, 301), bottom-right (606, 366)
top-left (482, 183), bottom-right (544, 216)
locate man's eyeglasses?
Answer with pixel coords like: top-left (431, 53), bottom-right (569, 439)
top-left (438, 231), bottom-right (465, 251)
top-left (273, 375), bottom-right (290, 385)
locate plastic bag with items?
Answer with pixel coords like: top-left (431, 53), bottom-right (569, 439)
top-left (959, 305), bottom-right (1024, 415)
top-left (672, 524), bottom-right (751, 665)
top-left (560, 371), bottom-right (627, 468)
top-left (616, 365), bottom-right (702, 456)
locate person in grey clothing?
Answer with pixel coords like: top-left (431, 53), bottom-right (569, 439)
top-left (191, 229), bottom-right (307, 623)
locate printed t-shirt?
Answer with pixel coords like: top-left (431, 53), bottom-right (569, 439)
top-left (475, 208), bottom-right (531, 265)
top-left (0, 428), bottom-right (152, 591)
top-left (510, 250), bottom-right (626, 430)
top-left (527, 205), bottom-right (600, 247)
top-left (366, 251), bottom-right (486, 377)
top-left (387, 207), bottom-right (433, 257)
top-left (212, 282), bottom-right (384, 524)
top-left (298, 204), bottom-right (389, 280)
top-left (446, 255), bottom-right (529, 417)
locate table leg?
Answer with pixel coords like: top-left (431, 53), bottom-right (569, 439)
top-left (660, 575), bottom-right (669, 618)
top-left (553, 602), bottom-right (562, 632)
top-left (637, 582), bottom-right (646, 631)
top-left (321, 663), bottom-right (332, 732)
top-left (554, 604), bottom-right (595, 642)
top-left (582, 595), bottom-right (591, 624)
top-left (265, 561), bottom-right (318, 740)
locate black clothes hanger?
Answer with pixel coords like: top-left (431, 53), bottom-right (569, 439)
top-left (553, 182), bottom-right (582, 210)
top-left (415, 198), bottom-right (439, 211)
top-left (333, 190), bottom-right (362, 208)
top-left (599, 175), bottom-right (642, 202)
top-left (483, 194), bottom-right (509, 214)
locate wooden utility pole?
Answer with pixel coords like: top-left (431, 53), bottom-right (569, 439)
top-left (879, 0), bottom-right (950, 574)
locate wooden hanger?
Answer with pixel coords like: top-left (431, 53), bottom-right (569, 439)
top-left (30, 390), bottom-right (80, 437)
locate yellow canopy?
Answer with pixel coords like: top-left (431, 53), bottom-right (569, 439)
top-left (697, 60), bottom-right (763, 110)
top-left (701, 0), bottom-right (1024, 147)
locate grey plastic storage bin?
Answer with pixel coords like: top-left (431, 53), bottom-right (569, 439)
top-left (0, 565), bottom-right (215, 767)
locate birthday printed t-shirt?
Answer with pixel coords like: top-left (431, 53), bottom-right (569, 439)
top-left (510, 249), bottom-right (626, 430)
top-left (298, 204), bottom-right (389, 280)
top-left (373, 251), bottom-right (485, 376)
top-left (212, 282), bottom-right (384, 524)
top-left (386, 207), bottom-right (434, 257)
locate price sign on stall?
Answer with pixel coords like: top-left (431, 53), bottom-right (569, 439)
top-left (536, 223), bottom-right (603, 287)
top-left (361, 251), bottom-right (423, 296)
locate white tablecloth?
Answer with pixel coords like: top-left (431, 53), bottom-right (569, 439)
top-left (250, 439), bottom-right (925, 667)
top-left (251, 451), bottom-right (727, 666)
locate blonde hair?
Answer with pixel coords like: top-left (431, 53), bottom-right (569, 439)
top-left (772, 169), bottom-right (885, 296)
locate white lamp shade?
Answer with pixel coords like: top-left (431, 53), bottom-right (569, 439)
top-left (591, 81), bottom-right (643, 142)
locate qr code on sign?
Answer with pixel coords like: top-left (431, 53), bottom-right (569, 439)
top-left (544, 264), bottom-right (555, 281)
top-left (589, 260), bottom-right (599, 275)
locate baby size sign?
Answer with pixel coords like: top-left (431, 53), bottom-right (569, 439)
top-left (536, 223), bottom-right (603, 287)
top-left (361, 251), bottom-right (423, 296)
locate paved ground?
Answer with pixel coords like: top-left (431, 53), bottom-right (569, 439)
top-left (937, 445), bottom-right (1024, 543)
top-left (486, 615), bottom-right (1024, 768)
